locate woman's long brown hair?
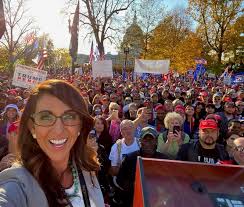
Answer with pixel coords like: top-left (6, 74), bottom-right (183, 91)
top-left (17, 79), bottom-right (99, 206)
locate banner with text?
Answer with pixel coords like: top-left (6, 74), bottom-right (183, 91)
top-left (12, 64), bottom-right (47, 88)
top-left (92, 60), bottom-right (113, 78)
top-left (134, 59), bottom-right (170, 74)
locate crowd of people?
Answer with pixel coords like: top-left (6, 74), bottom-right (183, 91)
top-left (0, 67), bottom-right (243, 206)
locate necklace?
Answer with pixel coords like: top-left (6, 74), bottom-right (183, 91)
top-left (68, 162), bottom-right (80, 197)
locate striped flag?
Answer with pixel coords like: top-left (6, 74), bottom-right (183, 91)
top-left (25, 32), bottom-right (36, 44)
top-left (94, 45), bottom-right (100, 61)
top-left (122, 63), bottom-right (127, 81)
top-left (37, 47), bottom-right (47, 70)
top-left (69, 1), bottom-right (79, 59)
top-left (89, 41), bottom-right (94, 64)
top-left (34, 38), bottom-right (47, 70)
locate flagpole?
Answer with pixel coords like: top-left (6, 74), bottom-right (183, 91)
top-left (69, 1), bottom-right (80, 75)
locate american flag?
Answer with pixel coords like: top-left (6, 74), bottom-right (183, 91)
top-left (195, 58), bottom-right (207, 65)
top-left (89, 41), bottom-right (94, 64)
top-left (37, 48), bottom-right (47, 70)
top-left (25, 32), bottom-right (36, 44)
top-left (33, 38), bottom-right (47, 70)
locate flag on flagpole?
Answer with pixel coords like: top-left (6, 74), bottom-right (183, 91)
top-left (69, 1), bottom-right (79, 60)
top-left (0, 0), bottom-right (6, 39)
top-left (89, 41), bottom-right (94, 64)
top-left (37, 48), bottom-right (47, 70)
top-left (220, 66), bottom-right (230, 78)
top-left (32, 38), bottom-right (40, 64)
top-left (25, 32), bottom-right (36, 44)
top-left (34, 37), bottom-right (47, 70)
top-left (94, 45), bottom-right (100, 61)
top-left (122, 63), bottom-right (127, 81)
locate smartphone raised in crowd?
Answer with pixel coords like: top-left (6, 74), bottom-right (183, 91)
top-left (173, 125), bottom-right (181, 134)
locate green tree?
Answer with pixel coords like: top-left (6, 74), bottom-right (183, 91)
top-left (52, 48), bottom-right (72, 68)
top-left (187, 0), bottom-right (243, 64)
top-left (147, 9), bottom-right (202, 73)
top-left (225, 14), bottom-right (244, 61)
top-left (0, 46), bottom-right (8, 70)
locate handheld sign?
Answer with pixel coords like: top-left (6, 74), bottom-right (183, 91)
top-left (92, 60), bottom-right (113, 78)
top-left (12, 64), bottom-right (47, 88)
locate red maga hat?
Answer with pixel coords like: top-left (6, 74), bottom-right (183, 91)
top-left (175, 105), bottom-right (185, 112)
top-left (155, 104), bottom-right (165, 111)
top-left (199, 119), bottom-right (218, 130)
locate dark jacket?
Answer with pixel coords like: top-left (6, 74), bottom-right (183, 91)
top-left (114, 150), bottom-right (168, 206)
top-left (177, 140), bottom-right (229, 163)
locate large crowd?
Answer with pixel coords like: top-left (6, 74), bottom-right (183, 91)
top-left (0, 65), bottom-right (243, 207)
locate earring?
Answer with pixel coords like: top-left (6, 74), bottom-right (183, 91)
top-left (78, 132), bottom-right (80, 137)
top-left (32, 133), bottom-right (37, 139)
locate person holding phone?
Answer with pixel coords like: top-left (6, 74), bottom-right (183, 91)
top-left (157, 112), bottom-right (190, 159)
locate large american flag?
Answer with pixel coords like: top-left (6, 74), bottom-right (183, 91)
top-left (89, 41), bottom-right (94, 64)
top-left (37, 48), bottom-right (47, 70)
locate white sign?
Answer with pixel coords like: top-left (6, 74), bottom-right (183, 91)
top-left (12, 64), bottom-right (47, 88)
top-left (134, 59), bottom-right (170, 74)
top-left (75, 67), bottom-right (83, 75)
top-left (92, 60), bottom-right (113, 78)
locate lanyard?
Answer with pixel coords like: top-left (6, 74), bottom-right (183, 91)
top-left (77, 168), bottom-right (91, 207)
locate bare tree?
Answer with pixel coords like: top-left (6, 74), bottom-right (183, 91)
top-left (136, 0), bottom-right (166, 58)
top-left (67, 0), bottom-right (134, 56)
top-left (0, 0), bottom-right (36, 69)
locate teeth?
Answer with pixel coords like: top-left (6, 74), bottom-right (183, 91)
top-left (49, 139), bottom-right (67, 145)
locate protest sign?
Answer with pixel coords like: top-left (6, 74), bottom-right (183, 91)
top-left (187, 69), bottom-right (194, 78)
top-left (75, 67), bottom-right (83, 75)
top-left (12, 64), bottom-right (47, 88)
top-left (92, 60), bottom-right (113, 78)
top-left (134, 59), bottom-right (170, 74)
top-left (232, 72), bottom-right (244, 84)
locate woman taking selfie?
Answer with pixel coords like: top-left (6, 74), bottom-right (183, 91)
top-left (0, 80), bottom-right (104, 207)
top-left (157, 112), bottom-right (190, 159)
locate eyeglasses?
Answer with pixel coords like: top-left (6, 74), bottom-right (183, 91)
top-left (31, 110), bottom-right (81, 127)
top-left (235, 146), bottom-right (244, 152)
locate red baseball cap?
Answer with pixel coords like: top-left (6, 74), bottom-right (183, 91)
top-left (175, 105), bottom-right (185, 112)
top-left (155, 104), bottom-right (165, 111)
top-left (199, 119), bottom-right (218, 130)
top-left (200, 91), bottom-right (208, 97)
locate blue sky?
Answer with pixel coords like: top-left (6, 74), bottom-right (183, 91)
top-left (27, 0), bottom-right (188, 54)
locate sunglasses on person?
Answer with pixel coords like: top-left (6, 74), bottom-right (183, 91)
top-left (31, 110), bottom-right (81, 127)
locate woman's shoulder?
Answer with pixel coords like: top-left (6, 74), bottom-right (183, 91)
top-left (158, 131), bottom-right (167, 142)
top-left (0, 165), bottom-right (48, 206)
top-left (81, 169), bottom-right (105, 207)
top-left (182, 132), bottom-right (190, 142)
